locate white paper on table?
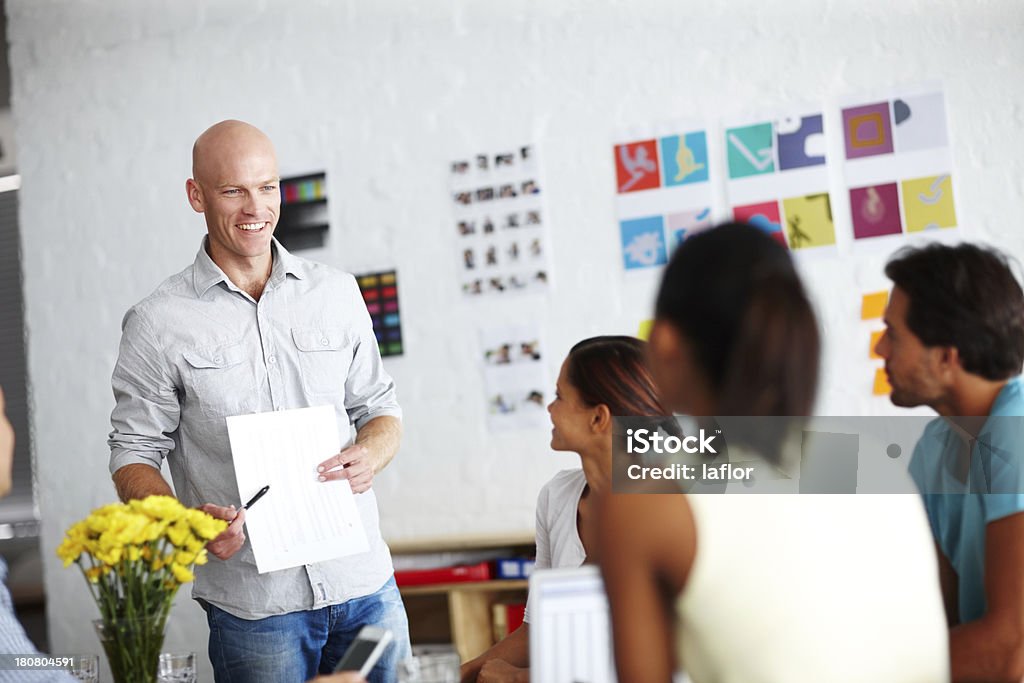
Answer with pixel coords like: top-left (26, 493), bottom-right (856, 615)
top-left (226, 405), bottom-right (368, 574)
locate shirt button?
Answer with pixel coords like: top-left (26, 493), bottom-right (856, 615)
top-left (268, 356), bottom-right (277, 364)
top-left (215, 356), bottom-right (223, 364)
top-left (320, 338), bottom-right (329, 346)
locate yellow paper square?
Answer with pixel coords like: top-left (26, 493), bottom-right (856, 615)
top-left (873, 367), bottom-right (891, 395)
top-left (637, 319), bottom-right (653, 341)
top-left (902, 174), bottom-right (957, 233)
top-left (781, 193), bottom-right (836, 249)
top-left (861, 291), bottom-right (888, 320)
top-left (869, 330), bottom-right (884, 359)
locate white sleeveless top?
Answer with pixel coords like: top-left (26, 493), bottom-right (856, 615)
top-left (676, 494), bottom-right (949, 683)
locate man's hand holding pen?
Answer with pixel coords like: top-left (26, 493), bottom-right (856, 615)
top-left (200, 484), bottom-right (270, 561)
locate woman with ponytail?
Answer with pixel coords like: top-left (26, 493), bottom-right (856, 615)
top-left (462, 336), bottom-right (677, 683)
top-left (598, 223), bottom-right (949, 683)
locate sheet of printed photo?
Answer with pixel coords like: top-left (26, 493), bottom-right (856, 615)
top-left (478, 323), bottom-right (550, 432)
top-left (613, 122), bottom-right (716, 272)
top-left (449, 145), bottom-right (552, 298)
top-left (723, 109), bottom-right (836, 253)
top-left (841, 87), bottom-right (957, 246)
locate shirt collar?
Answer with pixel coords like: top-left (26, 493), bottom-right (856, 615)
top-left (192, 236), bottom-right (305, 297)
top-left (990, 376), bottom-right (1023, 416)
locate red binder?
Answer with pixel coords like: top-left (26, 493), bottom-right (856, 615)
top-left (394, 561), bottom-right (493, 587)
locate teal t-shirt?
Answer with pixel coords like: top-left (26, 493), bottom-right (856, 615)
top-left (909, 376), bottom-right (1024, 623)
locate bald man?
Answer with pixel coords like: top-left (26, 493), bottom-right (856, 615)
top-left (108, 121), bottom-right (410, 683)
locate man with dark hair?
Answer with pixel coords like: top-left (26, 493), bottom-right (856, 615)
top-left (877, 241), bottom-right (1024, 682)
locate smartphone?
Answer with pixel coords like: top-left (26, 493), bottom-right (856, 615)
top-left (333, 625), bottom-right (394, 676)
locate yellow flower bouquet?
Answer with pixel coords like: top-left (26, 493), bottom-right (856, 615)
top-left (56, 496), bottom-right (227, 683)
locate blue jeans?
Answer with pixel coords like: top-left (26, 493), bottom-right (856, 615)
top-left (202, 576), bottom-right (411, 683)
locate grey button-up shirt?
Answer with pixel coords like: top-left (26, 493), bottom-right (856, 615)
top-left (109, 238), bottom-right (401, 619)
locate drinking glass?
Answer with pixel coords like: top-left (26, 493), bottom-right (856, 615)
top-left (63, 654), bottom-right (99, 683)
top-left (397, 651), bottom-right (460, 683)
top-left (157, 652), bottom-right (196, 683)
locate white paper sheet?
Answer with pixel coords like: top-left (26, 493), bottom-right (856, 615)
top-left (226, 405), bottom-right (368, 574)
top-left (479, 323), bottom-right (550, 432)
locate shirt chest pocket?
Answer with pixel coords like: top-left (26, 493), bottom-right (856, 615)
top-left (291, 327), bottom-right (354, 396)
top-left (181, 341), bottom-right (257, 419)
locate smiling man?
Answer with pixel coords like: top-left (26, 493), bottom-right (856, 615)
top-left (107, 121), bottom-right (409, 683)
top-left (877, 242), bottom-right (1024, 682)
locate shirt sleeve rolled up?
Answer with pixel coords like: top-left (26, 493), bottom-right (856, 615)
top-left (108, 307), bottom-right (179, 475)
top-left (342, 274), bottom-right (402, 431)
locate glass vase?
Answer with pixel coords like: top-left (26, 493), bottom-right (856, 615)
top-left (93, 616), bottom-right (167, 683)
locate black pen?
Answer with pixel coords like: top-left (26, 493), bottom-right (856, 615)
top-left (243, 485), bottom-right (270, 510)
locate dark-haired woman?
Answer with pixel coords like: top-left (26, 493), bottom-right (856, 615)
top-left (461, 336), bottom-right (674, 683)
top-left (598, 224), bottom-right (949, 683)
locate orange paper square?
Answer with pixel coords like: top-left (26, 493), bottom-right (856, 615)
top-left (869, 330), bottom-right (884, 359)
top-left (861, 291), bottom-right (888, 320)
top-left (873, 367), bottom-right (891, 395)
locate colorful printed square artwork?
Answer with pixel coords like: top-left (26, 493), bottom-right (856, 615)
top-left (781, 193), bottom-right (836, 249)
top-left (893, 93), bottom-right (949, 154)
top-left (733, 201), bottom-right (786, 247)
top-left (850, 183), bottom-right (902, 239)
top-left (620, 216), bottom-right (668, 269)
top-left (726, 123), bottom-right (775, 179)
top-left (660, 132), bottom-right (709, 187)
top-left (902, 175), bottom-right (957, 232)
top-left (357, 270), bottom-right (403, 356)
top-left (777, 115), bottom-right (826, 171)
top-left (615, 140), bottom-right (661, 193)
top-left (666, 207), bottom-right (712, 250)
top-left (842, 102), bottom-right (894, 159)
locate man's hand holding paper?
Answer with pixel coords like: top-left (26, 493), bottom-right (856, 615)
top-left (225, 405), bottom-right (369, 574)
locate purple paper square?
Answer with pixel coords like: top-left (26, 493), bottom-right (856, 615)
top-left (850, 183), bottom-right (902, 239)
top-left (842, 102), bottom-right (894, 159)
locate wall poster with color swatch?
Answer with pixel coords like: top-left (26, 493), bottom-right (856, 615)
top-left (356, 270), bottom-right (403, 357)
top-left (278, 172), bottom-right (329, 251)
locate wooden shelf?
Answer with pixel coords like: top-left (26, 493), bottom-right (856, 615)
top-left (388, 533), bottom-right (534, 555)
top-left (399, 579), bottom-right (529, 597)
top-left (392, 538), bottom-right (534, 662)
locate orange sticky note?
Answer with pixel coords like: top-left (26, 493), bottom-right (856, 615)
top-left (873, 367), bottom-right (891, 395)
top-left (856, 290), bottom-right (888, 319)
top-left (869, 330), bottom-right (884, 359)
top-left (637, 320), bottom-right (653, 341)
top-left (861, 291), bottom-right (888, 320)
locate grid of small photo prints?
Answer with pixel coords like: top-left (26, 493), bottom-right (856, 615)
top-left (450, 146), bottom-right (551, 297)
top-left (357, 270), bottom-right (403, 357)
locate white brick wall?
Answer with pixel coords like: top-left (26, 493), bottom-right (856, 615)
top-left (7, 0), bottom-right (1024, 676)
